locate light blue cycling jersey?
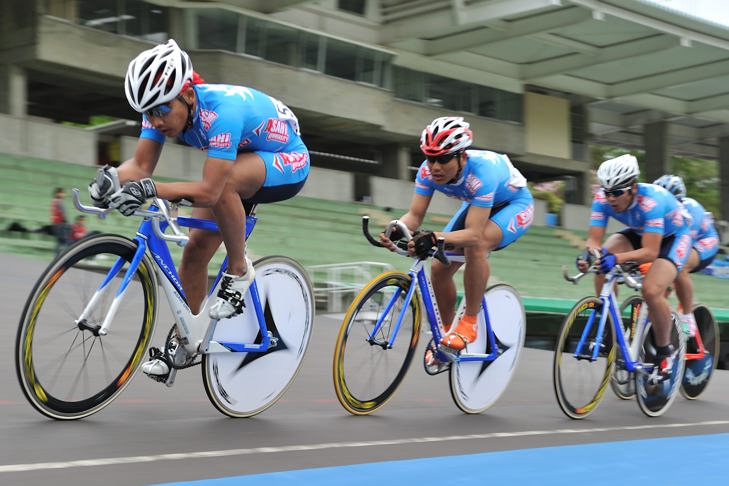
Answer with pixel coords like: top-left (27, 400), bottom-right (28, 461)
top-left (682, 197), bottom-right (718, 241)
top-left (590, 183), bottom-right (687, 236)
top-left (414, 149), bottom-right (528, 207)
top-left (139, 84), bottom-right (309, 186)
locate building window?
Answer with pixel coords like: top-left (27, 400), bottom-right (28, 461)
top-left (338, 0), bottom-right (367, 15)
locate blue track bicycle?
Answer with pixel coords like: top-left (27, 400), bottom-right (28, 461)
top-left (553, 254), bottom-right (685, 418)
top-left (332, 217), bottom-right (525, 415)
top-left (15, 190), bottom-right (314, 420)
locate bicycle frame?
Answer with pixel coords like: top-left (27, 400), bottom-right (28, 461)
top-left (367, 256), bottom-right (499, 364)
top-left (73, 196), bottom-right (274, 357)
top-left (573, 268), bottom-right (649, 374)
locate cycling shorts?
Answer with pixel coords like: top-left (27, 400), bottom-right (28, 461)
top-left (444, 187), bottom-right (534, 250)
top-left (618, 228), bottom-right (692, 272)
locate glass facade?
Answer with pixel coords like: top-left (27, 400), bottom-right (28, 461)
top-left (393, 67), bottom-right (523, 123)
top-left (67, 1), bottom-right (521, 124)
top-left (77, 0), bottom-right (168, 37)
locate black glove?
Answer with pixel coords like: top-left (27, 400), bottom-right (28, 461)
top-left (575, 250), bottom-right (593, 271)
top-left (387, 225), bottom-right (406, 241)
top-left (88, 166), bottom-right (119, 208)
top-left (109, 178), bottom-right (157, 216)
top-left (412, 230), bottom-right (437, 258)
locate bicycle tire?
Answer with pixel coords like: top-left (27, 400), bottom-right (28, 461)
top-left (332, 271), bottom-right (421, 415)
top-left (553, 296), bottom-right (616, 420)
top-left (202, 256), bottom-right (314, 418)
top-left (15, 234), bottom-right (157, 420)
top-left (610, 294), bottom-right (642, 400)
top-left (635, 313), bottom-right (685, 417)
top-left (680, 303), bottom-right (719, 400)
top-left (449, 284), bottom-right (525, 414)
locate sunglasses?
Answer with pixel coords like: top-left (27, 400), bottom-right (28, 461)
top-left (602, 186), bottom-right (631, 198)
top-left (426, 152), bottom-right (459, 164)
top-left (144, 101), bottom-right (173, 119)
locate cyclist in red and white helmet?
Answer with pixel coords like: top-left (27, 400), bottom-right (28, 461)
top-left (381, 116), bottom-right (534, 355)
top-left (88, 39), bottom-right (310, 381)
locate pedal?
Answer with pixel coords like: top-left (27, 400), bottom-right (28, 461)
top-left (423, 339), bottom-right (451, 375)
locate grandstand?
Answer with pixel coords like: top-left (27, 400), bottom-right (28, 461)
top-left (2, 154), bottom-right (728, 363)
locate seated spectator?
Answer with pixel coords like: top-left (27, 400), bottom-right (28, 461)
top-left (71, 215), bottom-right (88, 241)
top-left (50, 187), bottom-right (72, 254)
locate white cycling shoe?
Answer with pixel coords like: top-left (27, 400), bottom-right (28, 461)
top-left (209, 258), bottom-right (255, 320)
top-left (142, 358), bottom-right (169, 377)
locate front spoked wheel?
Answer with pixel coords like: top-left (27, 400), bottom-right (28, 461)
top-left (611, 295), bottom-right (641, 400)
top-left (202, 256), bottom-right (314, 418)
top-left (333, 272), bottom-right (421, 415)
top-left (553, 296), bottom-right (616, 419)
top-left (636, 315), bottom-right (685, 417)
top-left (449, 284), bottom-right (525, 414)
top-left (15, 234), bottom-right (158, 420)
top-left (681, 304), bottom-right (719, 400)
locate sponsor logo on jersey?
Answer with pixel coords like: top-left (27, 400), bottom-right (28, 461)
top-left (637, 195), bottom-right (657, 212)
top-left (591, 211), bottom-right (606, 221)
top-left (253, 121), bottom-right (266, 137)
top-left (507, 204), bottom-right (534, 233)
top-left (645, 218), bottom-right (663, 228)
top-left (142, 118), bottom-right (154, 129)
top-left (419, 165), bottom-right (431, 181)
top-left (698, 236), bottom-right (719, 249)
top-left (474, 194), bottom-right (493, 203)
top-left (199, 109), bottom-right (218, 131)
top-left (465, 175), bottom-right (482, 195)
top-left (272, 152), bottom-right (309, 174)
top-left (595, 191), bottom-right (607, 203)
top-left (209, 132), bottom-right (232, 149)
top-left (238, 138), bottom-right (252, 149)
top-left (264, 118), bottom-right (290, 143)
top-left (675, 234), bottom-right (691, 261)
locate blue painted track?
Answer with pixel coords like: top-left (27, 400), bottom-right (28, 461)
top-left (155, 433), bottom-right (729, 485)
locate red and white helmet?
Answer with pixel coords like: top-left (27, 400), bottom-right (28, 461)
top-left (420, 116), bottom-right (473, 156)
top-left (124, 39), bottom-right (193, 113)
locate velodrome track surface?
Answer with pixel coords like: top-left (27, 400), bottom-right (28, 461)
top-left (2, 251), bottom-right (729, 485)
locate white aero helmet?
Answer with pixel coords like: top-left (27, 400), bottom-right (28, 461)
top-left (124, 39), bottom-right (193, 113)
top-left (596, 154), bottom-right (640, 190)
top-left (653, 174), bottom-right (686, 200)
top-left (420, 116), bottom-right (473, 156)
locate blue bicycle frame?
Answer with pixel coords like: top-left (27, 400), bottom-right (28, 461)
top-left (573, 270), bottom-right (643, 373)
top-left (367, 260), bottom-right (500, 364)
top-left (89, 205), bottom-right (273, 353)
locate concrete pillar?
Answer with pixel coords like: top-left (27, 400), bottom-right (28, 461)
top-left (0, 65), bottom-right (27, 116)
top-left (643, 121), bottom-right (670, 182)
top-left (719, 136), bottom-right (729, 221)
top-left (380, 143), bottom-right (412, 181)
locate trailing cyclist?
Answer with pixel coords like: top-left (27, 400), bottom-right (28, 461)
top-left (576, 155), bottom-right (692, 380)
top-left (380, 116), bottom-right (534, 354)
top-left (653, 174), bottom-right (720, 339)
top-left (87, 39), bottom-right (310, 379)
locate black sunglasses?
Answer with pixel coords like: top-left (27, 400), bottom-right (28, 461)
top-left (426, 152), bottom-right (459, 164)
top-left (603, 186), bottom-right (631, 198)
top-left (144, 101), bottom-right (174, 119)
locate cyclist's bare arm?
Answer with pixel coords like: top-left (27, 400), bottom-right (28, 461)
top-left (616, 232), bottom-right (661, 264)
top-left (585, 226), bottom-right (605, 253)
top-left (379, 193), bottom-right (430, 251)
top-left (154, 156), bottom-right (233, 207)
top-left (433, 205), bottom-right (490, 248)
top-left (116, 138), bottom-right (163, 183)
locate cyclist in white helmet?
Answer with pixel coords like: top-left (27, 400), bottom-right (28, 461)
top-left (380, 116), bottom-right (534, 357)
top-left (577, 155), bottom-right (692, 379)
top-left (88, 39), bottom-right (310, 380)
top-left (653, 174), bottom-right (719, 338)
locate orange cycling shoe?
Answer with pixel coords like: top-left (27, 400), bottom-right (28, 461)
top-left (440, 314), bottom-right (478, 351)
